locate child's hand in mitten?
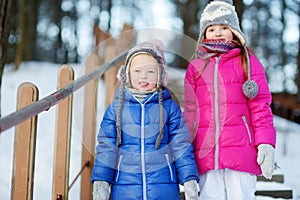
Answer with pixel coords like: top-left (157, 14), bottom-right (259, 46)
top-left (183, 179), bottom-right (199, 200)
top-left (93, 181), bottom-right (110, 200)
top-left (257, 144), bottom-right (275, 179)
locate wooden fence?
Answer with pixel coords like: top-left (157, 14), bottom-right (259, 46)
top-left (0, 24), bottom-right (135, 200)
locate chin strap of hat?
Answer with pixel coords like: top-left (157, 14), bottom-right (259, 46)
top-left (155, 86), bottom-right (164, 150)
top-left (116, 66), bottom-right (126, 147)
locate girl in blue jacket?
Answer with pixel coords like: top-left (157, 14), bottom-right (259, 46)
top-left (91, 39), bottom-right (199, 200)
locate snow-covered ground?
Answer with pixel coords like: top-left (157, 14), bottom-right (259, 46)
top-left (1, 62), bottom-right (300, 199)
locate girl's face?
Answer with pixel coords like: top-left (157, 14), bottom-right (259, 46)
top-left (205, 25), bottom-right (234, 42)
top-left (129, 54), bottom-right (159, 91)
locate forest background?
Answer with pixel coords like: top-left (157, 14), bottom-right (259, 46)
top-left (0, 0), bottom-right (300, 103)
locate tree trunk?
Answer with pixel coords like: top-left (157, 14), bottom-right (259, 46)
top-left (0, 0), bottom-right (12, 117)
top-left (281, 0), bottom-right (287, 91)
top-left (53, 0), bottom-right (63, 63)
top-left (296, 3), bottom-right (300, 102)
top-left (24, 0), bottom-right (39, 61)
top-left (14, 0), bottom-right (26, 70)
top-left (233, 0), bottom-right (244, 27)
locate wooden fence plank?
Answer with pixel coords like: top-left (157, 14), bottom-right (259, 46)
top-left (81, 54), bottom-right (100, 200)
top-left (104, 44), bottom-right (117, 108)
top-left (93, 22), bottom-right (110, 58)
top-left (52, 65), bottom-right (74, 200)
top-left (11, 82), bottom-right (39, 200)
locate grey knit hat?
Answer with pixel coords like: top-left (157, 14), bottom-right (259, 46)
top-left (117, 39), bottom-right (168, 87)
top-left (199, 0), bottom-right (246, 45)
top-left (198, 0), bottom-right (258, 99)
top-left (116, 39), bottom-right (167, 149)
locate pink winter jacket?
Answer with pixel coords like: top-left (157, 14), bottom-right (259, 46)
top-left (184, 48), bottom-right (276, 176)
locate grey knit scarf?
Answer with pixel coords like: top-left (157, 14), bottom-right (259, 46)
top-left (127, 87), bottom-right (157, 103)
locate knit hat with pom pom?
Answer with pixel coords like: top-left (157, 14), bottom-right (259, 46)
top-left (199, 0), bottom-right (246, 45)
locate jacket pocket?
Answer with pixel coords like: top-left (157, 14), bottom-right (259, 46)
top-left (115, 155), bottom-right (123, 182)
top-left (165, 154), bottom-right (174, 182)
top-left (242, 116), bottom-right (252, 144)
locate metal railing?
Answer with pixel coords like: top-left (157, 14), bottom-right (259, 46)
top-left (0, 52), bottom-right (127, 133)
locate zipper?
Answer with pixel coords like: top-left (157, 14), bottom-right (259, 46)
top-left (242, 116), bottom-right (252, 144)
top-left (115, 155), bottom-right (123, 182)
top-left (138, 93), bottom-right (156, 200)
top-left (141, 104), bottom-right (147, 200)
top-left (165, 154), bottom-right (174, 181)
top-left (214, 57), bottom-right (220, 170)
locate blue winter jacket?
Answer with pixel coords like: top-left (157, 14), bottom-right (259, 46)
top-left (91, 87), bottom-right (199, 200)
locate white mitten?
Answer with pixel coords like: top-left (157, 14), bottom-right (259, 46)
top-left (257, 144), bottom-right (275, 179)
top-left (93, 181), bottom-right (110, 200)
top-left (183, 179), bottom-right (199, 200)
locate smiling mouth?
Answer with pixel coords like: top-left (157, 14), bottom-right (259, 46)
top-left (139, 82), bottom-right (149, 87)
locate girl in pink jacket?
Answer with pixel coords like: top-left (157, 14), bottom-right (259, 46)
top-left (183, 0), bottom-right (276, 199)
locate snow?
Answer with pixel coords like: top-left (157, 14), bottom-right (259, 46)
top-left (1, 61), bottom-right (300, 200)
top-left (256, 181), bottom-right (292, 191)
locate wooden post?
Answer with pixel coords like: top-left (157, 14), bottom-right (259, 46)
top-left (52, 65), bottom-right (74, 200)
top-left (11, 82), bottom-right (39, 200)
top-left (117, 24), bottom-right (136, 53)
top-left (104, 44), bottom-right (118, 108)
top-left (93, 22), bottom-right (110, 58)
top-left (80, 54), bottom-right (100, 200)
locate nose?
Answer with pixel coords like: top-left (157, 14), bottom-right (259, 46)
top-left (140, 70), bottom-right (147, 78)
top-left (215, 28), bottom-right (222, 37)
